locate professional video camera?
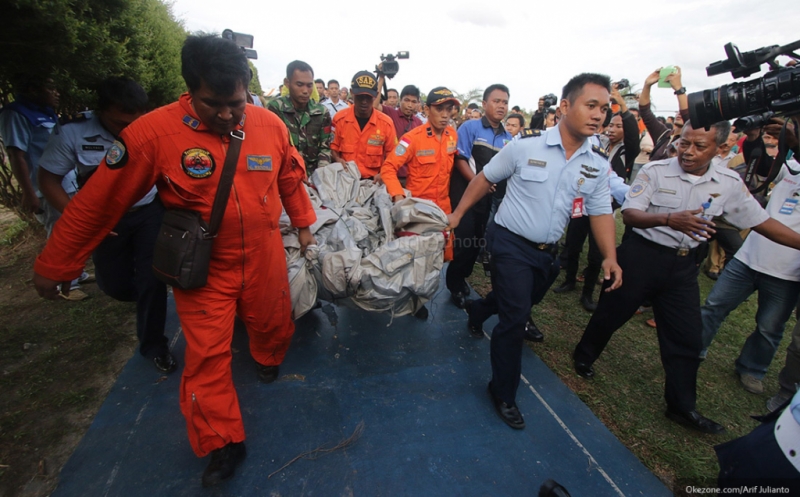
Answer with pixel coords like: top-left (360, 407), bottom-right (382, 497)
top-left (688, 39), bottom-right (800, 130)
top-left (542, 93), bottom-right (558, 108)
top-left (376, 51), bottom-right (410, 79)
top-left (222, 29), bottom-right (257, 59)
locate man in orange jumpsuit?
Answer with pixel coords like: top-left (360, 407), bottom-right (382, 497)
top-left (330, 70), bottom-right (396, 179)
top-left (382, 86), bottom-right (459, 261)
top-left (32, 35), bottom-right (316, 487)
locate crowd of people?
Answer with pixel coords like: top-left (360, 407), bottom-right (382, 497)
top-left (3, 32), bottom-right (800, 487)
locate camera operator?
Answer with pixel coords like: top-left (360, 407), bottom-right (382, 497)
top-left (529, 94), bottom-right (556, 131)
top-left (700, 116), bottom-right (800, 397)
top-left (638, 67), bottom-right (690, 161)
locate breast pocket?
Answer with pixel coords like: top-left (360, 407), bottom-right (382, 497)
top-left (76, 149), bottom-right (107, 170)
top-left (519, 167), bottom-right (549, 183)
top-left (162, 173), bottom-right (212, 207)
top-left (415, 154), bottom-right (437, 178)
top-left (650, 192), bottom-right (682, 212)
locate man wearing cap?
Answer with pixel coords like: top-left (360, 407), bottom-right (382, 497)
top-left (267, 60), bottom-right (332, 176)
top-left (331, 71), bottom-right (396, 179)
top-left (381, 86), bottom-right (459, 231)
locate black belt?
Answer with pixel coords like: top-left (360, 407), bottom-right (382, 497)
top-left (496, 225), bottom-right (558, 255)
top-left (631, 233), bottom-right (698, 257)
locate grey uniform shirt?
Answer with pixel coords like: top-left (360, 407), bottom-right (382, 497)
top-left (483, 124), bottom-right (613, 244)
top-left (622, 158), bottom-right (768, 249)
top-left (40, 113), bottom-right (157, 208)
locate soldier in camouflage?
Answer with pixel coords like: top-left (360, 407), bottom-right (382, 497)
top-left (267, 60), bottom-right (332, 175)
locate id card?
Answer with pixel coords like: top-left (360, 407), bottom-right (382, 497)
top-left (571, 197), bottom-right (584, 218)
top-left (779, 198), bottom-right (798, 215)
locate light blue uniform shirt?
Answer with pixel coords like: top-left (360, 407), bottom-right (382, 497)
top-left (483, 124), bottom-right (613, 244)
top-left (40, 113), bottom-right (156, 207)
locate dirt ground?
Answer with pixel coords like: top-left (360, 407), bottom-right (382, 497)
top-left (0, 216), bottom-right (137, 497)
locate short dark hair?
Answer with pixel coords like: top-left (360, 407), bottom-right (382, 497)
top-left (507, 113), bottom-right (525, 127)
top-left (182, 35), bottom-right (251, 95)
top-left (314, 78), bottom-right (324, 85)
top-left (387, 88), bottom-right (398, 97)
top-left (327, 79), bottom-right (339, 87)
top-left (561, 73), bottom-right (611, 104)
top-left (400, 85), bottom-right (420, 100)
top-left (683, 120), bottom-right (731, 146)
top-left (287, 60), bottom-right (314, 80)
top-left (483, 84), bottom-right (509, 102)
top-left (467, 103), bottom-right (479, 110)
top-left (511, 105), bottom-right (521, 112)
top-left (97, 77), bottom-right (148, 114)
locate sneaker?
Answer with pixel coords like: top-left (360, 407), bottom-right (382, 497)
top-left (59, 289), bottom-right (89, 301)
top-left (78, 271), bottom-right (95, 284)
top-left (737, 372), bottom-right (764, 394)
top-left (767, 392), bottom-right (792, 413)
top-left (153, 351), bottom-right (178, 374)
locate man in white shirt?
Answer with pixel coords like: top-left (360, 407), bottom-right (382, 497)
top-left (321, 79), bottom-right (348, 118)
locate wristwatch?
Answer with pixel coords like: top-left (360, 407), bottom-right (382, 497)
top-left (674, 87), bottom-right (687, 95)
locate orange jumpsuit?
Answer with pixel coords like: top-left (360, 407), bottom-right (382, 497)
top-left (330, 106), bottom-right (395, 179)
top-left (34, 94), bottom-right (316, 457)
top-left (381, 124), bottom-right (457, 260)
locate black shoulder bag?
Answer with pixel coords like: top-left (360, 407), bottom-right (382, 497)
top-left (152, 130), bottom-right (244, 289)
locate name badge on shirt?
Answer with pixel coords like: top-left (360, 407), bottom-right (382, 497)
top-left (779, 198), bottom-right (798, 215)
top-left (571, 197), bottom-right (584, 218)
top-left (416, 149), bottom-right (435, 157)
top-left (527, 159), bottom-right (546, 167)
top-left (247, 155), bottom-right (272, 171)
top-left (82, 144), bottom-right (105, 151)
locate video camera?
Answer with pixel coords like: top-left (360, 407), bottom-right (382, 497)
top-left (222, 29), bottom-right (257, 60)
top-left (688, 40), bottom-right (800, 130)
top-left (377, 51), bottom-right (410, 79)
top-left (542, 93), bottom-right (558, 108)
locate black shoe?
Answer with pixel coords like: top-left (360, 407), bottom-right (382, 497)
top-left (450, 291), bottom-right (468, 309)
top-left (153, 350), bottom-right (177, 374)
top-left (202, 442), bottom-right (247, 487)
top-left (580, 294), bottom-right (597, 312)
top-left (487, 383), bottom-right (525, 429)
top-left (256, 364), bottom-right (279, 384)
top-left (665, 408), bottom-right (726, 434)
top-left (705, 271), bottom-right (720, 281)
top-left (414, 305), bottom-right (428, 320)
top-left (464, 299), bottom-right (484, 338)
top-left (523, 317), bottom-right (544, 342)
top-left (573, 359), bottom-right (595, 379)
top-left (553, 281), bottom-right (576, 294)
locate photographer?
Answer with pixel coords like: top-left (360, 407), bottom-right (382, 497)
top-left (638, 67), bottom-right (690, 161)
top-left (529, 94), bottom-right (556, 131)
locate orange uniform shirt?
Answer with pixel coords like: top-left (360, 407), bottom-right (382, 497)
top-left (331, 106), bottom-right (396, 179)
top-left (381, 124), bottom-right (457, 214)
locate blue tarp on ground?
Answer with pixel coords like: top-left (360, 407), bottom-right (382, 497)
top-left (53, 274), bottom-right (670, 496)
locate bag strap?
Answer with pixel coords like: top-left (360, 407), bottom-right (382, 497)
top-left (207, 129), bottom-right (245, 237)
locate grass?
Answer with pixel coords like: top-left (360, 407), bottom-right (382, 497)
top-left (468, 216), bottom-right (791, 494)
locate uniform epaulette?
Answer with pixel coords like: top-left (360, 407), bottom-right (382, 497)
top-left (59, 113), bottom-right (89, 126)
top-left (591, 144), bottom-right (609, 159)
top-left (519, 129), bottom-right (541, 139)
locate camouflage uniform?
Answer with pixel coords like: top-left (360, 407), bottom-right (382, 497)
top-left (267, 96), bottom-right (332, 175)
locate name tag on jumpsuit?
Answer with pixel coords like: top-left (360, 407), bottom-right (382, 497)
top-left (247, 155), bottom-right (272, 171)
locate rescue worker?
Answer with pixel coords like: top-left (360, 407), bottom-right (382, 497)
top-left (37, 77), bottom-right (175, 373)
top-left (32, 35), bottom-right (316, 487)
top-left (330, 71), bottom-right (396, 179)
top-left (267, 60), bottom-right (332, 176)
top-left (573, 120), bottom-right (800, 435)
top-left (382, 86), bottom-right (459, 262)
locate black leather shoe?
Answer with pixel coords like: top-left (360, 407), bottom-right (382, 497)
top-left (553, 281), bottom-right (576, 294)
top-left (573, 359), bottom-right (595, 379)
top-left (523, 317), bottom-right (544, 342)
top-left (202, 441), bottom-right (247, 487)
top-left (153, 350), bottom-right (177, 374)
top-left (665, 408), bottom-right (726, 434)
top-left (464, 299), bottom-right (484, 338)
top-left (256, 364), bottom-right (279, 384)
top-left (450, 291), bottom-right (468, 309)
top-left (414, 305), bottom-right (429, 320)
top-left (488, 383), bottom-right (525, 429)
top-left (580, 294), bottom-right (597, 312)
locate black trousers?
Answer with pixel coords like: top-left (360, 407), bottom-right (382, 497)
top-left (574, 235), bottom-right (703, 412)
top-left (558, 216), bottom-right (602, 296)
top-left (446, 201), bottom-right (491, 294)
top-left (471, 224), bottom-right (560, 405)
top-left (93, 199), bottom-right (169, 358)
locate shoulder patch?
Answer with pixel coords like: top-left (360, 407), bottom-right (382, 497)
top-left (105, 139), bottom-right (128, 169)
top-left (182, 115), bottom-right (201, 130)
top-left (591, 144), bottom-right (609, 159)
top-left (519, 129), bottom-right (542, 139)
top-left (629, 183), bottom-right (645, 197)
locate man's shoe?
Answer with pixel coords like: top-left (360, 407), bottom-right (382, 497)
top-left (450, 291), bottom-right (468, 309)
top-left (153, 350), bottom-right (177, 374)
top-left (414, 305), bottom-right (428, 320)
top-left (580, 294), bottom-right (597, 312)
top-left (737, 372), bottom-right (764, 394)
top-left (202, 442), bottom-right (246, 487)
top-left (464, 300), bottom-right (484, 338)
top-left (487, 383), bottom-right (525, 429)
top-left (705, 271), bottom-right (720, 281)
top-left (665, 408), bottom-right (726, 434)
top-left (257, 364), bottom-right (279, 383)
top-left (553, 281), bottom-right (576, 294)
top-left (767, 392), bottom-right (793, 413)
top-left (645, 318), bottom-right (657, 328)
top-left (78, 271), bottom-right (96, 284)
top-left (573, 359), bottom-right (595, 379)
top-left (58, 289), bottom-right (90, 302)
top-left (523, 317), bottom-right (544, 342)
